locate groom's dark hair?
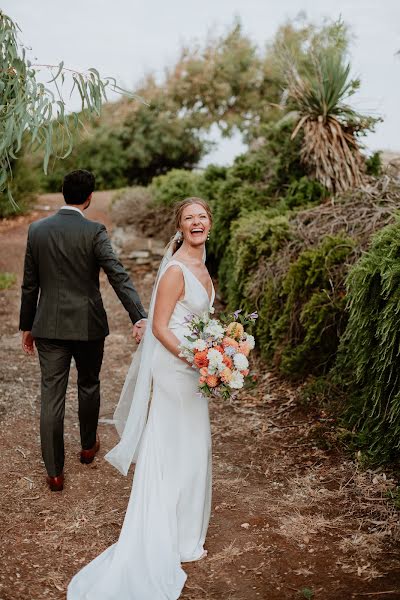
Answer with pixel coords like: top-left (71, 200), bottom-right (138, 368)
top-left (62, 169), bottom-right (95, 205)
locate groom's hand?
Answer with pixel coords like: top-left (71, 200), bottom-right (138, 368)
top-left (132, 319), bottom-right (147, 343)
top-left (21, 331), bottom-right (35, 355)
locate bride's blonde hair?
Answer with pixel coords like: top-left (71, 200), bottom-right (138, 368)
top-left (171, 197), bottom-right (213, 254)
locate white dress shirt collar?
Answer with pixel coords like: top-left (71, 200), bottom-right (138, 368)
top-left (60, 205), bottom-right (84, 216)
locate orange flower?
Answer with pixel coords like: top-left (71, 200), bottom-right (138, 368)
top-left (222, 336), bottom-right (239, 349)
top-left (199, 376), bottom-right (206, 384)
top-left (222, 355), bottom-right (233, 369)
top-left (238, 341), bottom-right (251, 357)
top-left (220, 368), bottom-right (233, 383)
top-left (213, 344), bottom-right (224, 354)
top-left (226, 322), bottom-right (244, 340)
top-left (206, 374), bottom-right (219, 388)
top-left (241, 369), bottom-right (249, 377)
top-left (194, 350), bottom-right (209, 368)
top-left (200, 367), bottom-right (209, 377)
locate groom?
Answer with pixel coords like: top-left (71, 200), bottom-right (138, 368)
top-left (19, 169), bottom-right (147, 492)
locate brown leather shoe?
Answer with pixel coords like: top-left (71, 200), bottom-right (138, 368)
top-left (46, 472), bottom-right (64, 492)
top-left (80, 434), bottom-right (100, 464)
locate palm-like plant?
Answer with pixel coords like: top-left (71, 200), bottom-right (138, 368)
top-left (285, 50), bottom-right (378, 193)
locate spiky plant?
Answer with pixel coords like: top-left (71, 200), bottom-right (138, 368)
top-left (285, 50), bottom-right (378, 193)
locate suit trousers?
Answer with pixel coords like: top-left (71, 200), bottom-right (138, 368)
top-left (35, 338), bottom-right (105, 477)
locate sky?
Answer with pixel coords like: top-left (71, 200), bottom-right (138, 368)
top-left (3, 0), bottom-right (400, 165)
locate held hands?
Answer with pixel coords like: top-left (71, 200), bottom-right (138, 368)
top-left (132, 319), bottom-right (147, 344)
top-left (21, 331), bottom-right (35, 355)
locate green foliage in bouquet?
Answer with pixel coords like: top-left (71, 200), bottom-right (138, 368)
top-left (334, 218), bottom-right (400, 465)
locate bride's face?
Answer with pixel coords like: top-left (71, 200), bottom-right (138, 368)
top-left (180, 203), bottom-right (211, 247)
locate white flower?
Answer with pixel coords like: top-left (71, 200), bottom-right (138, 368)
top-left (244, 334), bottom-right (255, 350)
top-left (228, 371), bottom-right (244, 390)
top-left (209, 306), bottom-right (215, 314)
top-left (207, 348), bottom-right (224, 366)
top-left (206, 348), bottom-right (223, 374)
top-left (194, 339), bottom-right (207, 352)
top-left (204, 319), bottom-right (224, 341)
top-left (179, 348), bottom-right (194, 363)
top-left (233, 353), bottom-right (249, 371)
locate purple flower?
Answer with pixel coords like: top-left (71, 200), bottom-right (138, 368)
top-left (233, 309), bottom-right (242, 320)
top-left (183, 313), bottom-right (195, 323)
top-left (246, 311), bottom-right (259, 321)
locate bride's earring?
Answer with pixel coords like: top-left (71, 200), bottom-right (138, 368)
top-left (174, 231), bottom-right (183, 242)
top-left (207, 230), bottom-right (211, 241)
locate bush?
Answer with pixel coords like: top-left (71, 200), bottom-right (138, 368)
top-left (270, 235), bottom-right (354, 376)
top-left (209, 118), bottom-right (305, 262)
top-left (0, 156), bottom-right (39, 218)
top-left (220, 206), bottom-right (355, 378)
top-left (37, 100), bottom-right (207, 192)
top-left (334, 218), bottom-right (400, 465)
top-left (40, 126), bottom-right (131, 192)
top-left (281, 176), bottom-right (328, 209)
top-left (110, 186), bottom-right (175, 242)
top-left (365, 151), bottom-right (382, 177)
top-left (150, 169), bottom-right (206, 206)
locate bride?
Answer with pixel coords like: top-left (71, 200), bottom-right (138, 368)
top-left (68, 197), bottom-right (215, 600)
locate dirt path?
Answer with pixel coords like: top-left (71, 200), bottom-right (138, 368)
top-left (0, 194), bottom-right (399, 600)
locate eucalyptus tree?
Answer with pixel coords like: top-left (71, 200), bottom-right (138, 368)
top-left (0, 11), bottom-right (139, 205)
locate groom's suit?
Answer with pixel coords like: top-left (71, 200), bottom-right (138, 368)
top-left (19, 207), bottom-right (147, 477)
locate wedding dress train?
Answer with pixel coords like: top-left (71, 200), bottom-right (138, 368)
top-left (67, 259), bottom-right (215, 600)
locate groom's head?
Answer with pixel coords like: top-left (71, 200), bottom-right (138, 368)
top-left (62, 170), bottom-right (95, 209)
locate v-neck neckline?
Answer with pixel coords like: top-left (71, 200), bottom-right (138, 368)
top-left (172, 260), bottom-right (214, 304)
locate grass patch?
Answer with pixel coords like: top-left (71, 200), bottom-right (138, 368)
top-left (0, 272), bottom-right (16, 290)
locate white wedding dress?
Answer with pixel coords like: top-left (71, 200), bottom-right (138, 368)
top-left (68, 258), bottom-right (215, 600)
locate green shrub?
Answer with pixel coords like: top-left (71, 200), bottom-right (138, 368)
top-left (209, 118), bottom-right (305, 261)
top-left (365, 151), bottom-right (382, 177)
top-left (334, 217), bottom-right (400, 465)
top-left (269, 235), bottom-right (354, 376)
top-left (37, 100), bottom-right (207, 192)
top-left (150, 169), bottom-right (205, 206)
top-left (40, 127), bottom-right (130, 192)
top-left (281, 176), bottom-right (328, 209)
top-left (215, 200), bottom-right (355, 378)
top-left (220, 210), bottom-right (292, 303)
top-left (0, 156), bottom-right (39, 217)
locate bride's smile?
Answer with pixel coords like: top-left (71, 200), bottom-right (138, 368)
top-left (180, 203), bottom-right (211, 247)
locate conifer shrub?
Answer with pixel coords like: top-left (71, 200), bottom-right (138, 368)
top-left (334, 218), bottom-right (400, 464)
top-left (282, 176), bottom-right (328, 209)
top-left (272, 235), bottom-right (354, 376)
top-left (219, 204), bottom-right (356, 378)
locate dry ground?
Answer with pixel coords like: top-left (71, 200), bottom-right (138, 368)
top-left (0, 193), bottom-right (399, 600)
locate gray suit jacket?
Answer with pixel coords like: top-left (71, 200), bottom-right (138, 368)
top-left (19, 208), bottom-right (147, 340)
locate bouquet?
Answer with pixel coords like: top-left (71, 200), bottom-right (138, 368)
top-left (178, 308), bottom-right (258, 400)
